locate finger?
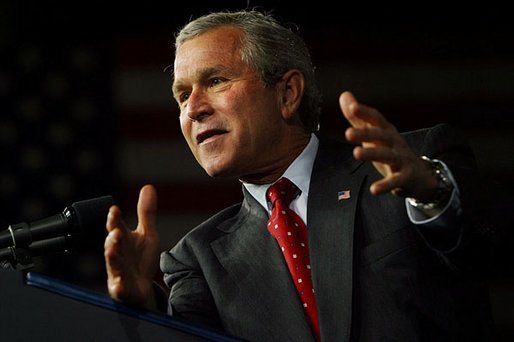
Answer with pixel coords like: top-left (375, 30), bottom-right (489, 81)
top-left (107, 280), bottom-right (125, 302)
top-left (339, 91), bottom-right (364, 128)
top-left (104, 228), bottom-right (122, 252)
top-left (370, 173), bottom-right (405, 196)
top-left (345, 126), bottom-right (395, 146)
top-left (104, 229), bottom-right (125, 277)
top-left (136, 184), bottom-right (158, 234)
top-left (106, 205), bottom-right (128, 233)
top-left (352, 103), bottom-right (391, 129)
top-left (339, 91), bottom-right (391, 130)
top-left (106, 266), bottom-right (127, 301)
top-left (104, 229), bottom-right (124, 263)
top-left (353, 146), bottom-right (401, 165)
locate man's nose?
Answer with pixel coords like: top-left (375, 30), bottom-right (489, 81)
top-left (186, 90), bottom-right (212, 121)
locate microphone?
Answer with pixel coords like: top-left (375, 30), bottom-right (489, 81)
top-left (0, 195), bottom-right (115, 249)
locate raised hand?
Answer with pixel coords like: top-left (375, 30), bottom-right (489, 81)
top-left (104, 184), bottom-right (161, 310)
top-left (339, 91), bottom-right (439, 202)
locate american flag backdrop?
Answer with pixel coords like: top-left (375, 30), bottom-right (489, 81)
top-left (0, 39), bottom-right (118, 288)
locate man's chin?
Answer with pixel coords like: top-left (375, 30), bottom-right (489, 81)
top-left (203, 164), bottom-right (238, 180)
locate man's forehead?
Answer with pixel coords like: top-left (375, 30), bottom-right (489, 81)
top-left (172, 65), bottom-right (231, 89)
top-left (174, 33), bottom-right (243, 72)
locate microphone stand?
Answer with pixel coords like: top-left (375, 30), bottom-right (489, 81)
top-left (0, 246), bottom-right (33, 270)
top-left (0, 235), bottom-right (70, 270)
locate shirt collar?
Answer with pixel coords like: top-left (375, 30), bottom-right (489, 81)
top-left (243, 134), bottom-right (319, 210)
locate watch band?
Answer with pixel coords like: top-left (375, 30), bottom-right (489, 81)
top-left (407, 156), bottom-right (454, 211)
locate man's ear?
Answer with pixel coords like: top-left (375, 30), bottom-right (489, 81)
top-left (279, 69), bottom-right (305, 120)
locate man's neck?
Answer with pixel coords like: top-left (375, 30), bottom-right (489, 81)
top-left (239, 133), bottom-right (311, 185)
top-left (242, 134), bottom-right (319, 220)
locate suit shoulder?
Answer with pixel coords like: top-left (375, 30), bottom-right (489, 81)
top-left (402, 123), bottom-right (469, 140)
top-left (401, 123), bottom-right (471, 155)
top-left (181, 203), bottom-right (242, 244)
top-left (401, 123), bottom-right (455, 138)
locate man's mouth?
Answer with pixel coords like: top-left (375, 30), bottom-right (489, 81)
top-left (196, 129), bottom-right (228, 144)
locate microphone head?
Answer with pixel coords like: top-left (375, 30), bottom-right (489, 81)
top-left (69, 195), bottom-right (115, 231)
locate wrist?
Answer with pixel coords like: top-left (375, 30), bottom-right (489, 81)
top-left (407, 156), bottom-right (454, 211)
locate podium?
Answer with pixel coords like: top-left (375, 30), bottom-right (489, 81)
top-left (0, 270), bottom-right (241, 341)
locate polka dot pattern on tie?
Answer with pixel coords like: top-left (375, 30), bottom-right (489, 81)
top-left (267, 177), bottom-right (320, 340)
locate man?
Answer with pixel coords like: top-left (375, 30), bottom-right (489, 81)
top-left (104, 10), bottom-right (494, 341)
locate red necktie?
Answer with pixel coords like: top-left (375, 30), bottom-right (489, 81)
top-left (267, 177), bottom-right (320, 340)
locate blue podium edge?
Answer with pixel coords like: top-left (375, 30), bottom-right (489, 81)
top-left (25, 271), bottom-right (241, 341)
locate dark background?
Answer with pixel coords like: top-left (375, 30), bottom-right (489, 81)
top-left (1, 1), bottom-right (513, 339)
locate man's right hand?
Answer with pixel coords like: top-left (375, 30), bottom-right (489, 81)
top-left (104, 184), bottom-right (161, 310)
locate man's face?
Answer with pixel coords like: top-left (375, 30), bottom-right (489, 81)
top-left (173, 26), bottom-right (287, 181)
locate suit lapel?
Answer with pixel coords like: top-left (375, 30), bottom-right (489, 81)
top-left (307, 138), bottom-right (365, 341)
top-left (211, 188), bottom-right (314, 340)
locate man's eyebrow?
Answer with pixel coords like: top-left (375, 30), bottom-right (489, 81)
top-left (172, 65), bottom-right (232, 96)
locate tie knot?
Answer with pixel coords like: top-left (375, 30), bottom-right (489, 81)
top-left (266, 177), bottom-right (300, 207)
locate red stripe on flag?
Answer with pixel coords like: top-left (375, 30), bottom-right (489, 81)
top-left (118, 110), bottom-right (182, 140)
top-left (120, 182), bottom-right (243, 213)
top-left (117, 34), bottom-right (174, 67)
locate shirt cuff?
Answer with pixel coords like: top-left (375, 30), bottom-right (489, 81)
top-left (406, 159), bottom-right (463, 228)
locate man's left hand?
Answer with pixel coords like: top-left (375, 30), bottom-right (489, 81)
top-left (339, 91), bottom-right (438, 202)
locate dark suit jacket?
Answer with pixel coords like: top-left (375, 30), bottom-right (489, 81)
top-left (160, 124), bottom-right (495, 341)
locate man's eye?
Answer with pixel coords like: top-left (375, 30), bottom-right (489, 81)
top-left (179, 92), bottom-right (190, 103)
top-left (209, 77), bottom-right (224, 87)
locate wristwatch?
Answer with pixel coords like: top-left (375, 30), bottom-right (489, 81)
top-left (407, 156), bottom-right (454, 211)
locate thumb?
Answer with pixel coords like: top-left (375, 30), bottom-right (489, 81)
top-left (137, 184), bottom-right (158, 234)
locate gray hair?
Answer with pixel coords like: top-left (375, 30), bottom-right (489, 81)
top-left (175, 10), bottom-right (321, 133)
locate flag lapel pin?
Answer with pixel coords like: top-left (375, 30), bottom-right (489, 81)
top-left (338, 190), bottom-right (351, 201)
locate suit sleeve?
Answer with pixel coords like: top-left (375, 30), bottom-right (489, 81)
top-left (160, 243), bottom-right (224, 330)
top-left (406, 123), bottom-right (502, 274)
